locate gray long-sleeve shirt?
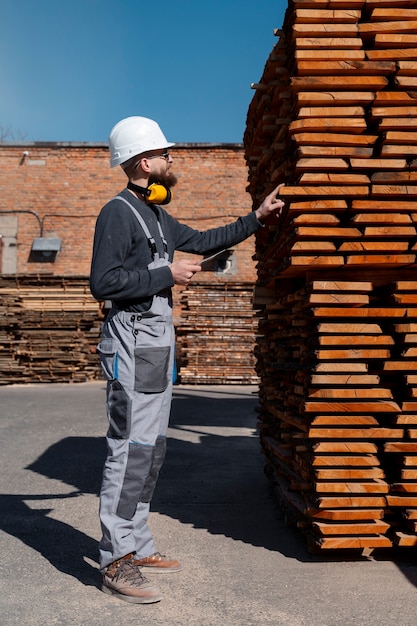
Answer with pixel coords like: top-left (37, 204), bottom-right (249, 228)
top-left (90, 188), bottom-right (261, 311)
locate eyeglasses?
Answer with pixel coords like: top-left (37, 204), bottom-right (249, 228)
top-left (134, 152), bottom-right (171, 169)
top-left (146, 152), bottom-right (171, 161)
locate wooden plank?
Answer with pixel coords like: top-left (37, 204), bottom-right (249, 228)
top-left (309, 427), bottom-right (402, 437)
top-left (315, 480), bottom-right (389, 493)
top-left (385, 443), bottom-right (417, 452)
top-left (360, 20), bottom-right (417, 35)
top-left (372, 106), bottom-right (417, 117)
top-left (387, 496), bottom-right (417, 506)
top-left (292, 23), bottom-right (359, 37)
top-left (316, 322), bottom-right (382, 332)
top-left (371, 182), bottom-right (417, 197)
top-left (297, 145), bottom-right (374, 157)
top-left (288, 199), bottom-right (348, 211)
top-left (340, 242), bottom-right (409, 251)
top-left (346, 255), bottom-right (415, 266)
top-left (291, 242), bottom-right (337, 252)
top-left (374, 34), bottom-right (417, 47)
top-left (294, 226), bottom-right (362, 237)
top-left (296, 92), bottom-right (375, 106)
top-left (281, 184), bottom-right (370, 196)
top-left (313, 520), bottom-right (390, 534)
top-left (296, 60), bottom-right (395, 76)
top-left (393, 532), bottom-right (417, 547)
top-left (314, 362), bottom-right (369, 372)
top-left (396, 77), bottom-right (417, 89)
top-left (381, 145), bottom-right (417, 156)
top-left (398, 60), bottom-right (417, 75)
top-left (291, 76), bottom-right (388, 91)
top-left (311, 414), bottom-right (378, 426)
top-left (350, 158), bottom-right (407, 169)
top-left (313, 443), bottom-right (379, 453)
top-left (378, 119), bottom-right (417, 131)
top-left (314, 468), bottom-right (385, 479)
top-left (393, 294), bottom-right (417, 304)
top-left (295, 158), bottom-right (349, 171)
top-left (296, 49), bottom-right (366, 60)
top-left (299, 173), bottom-right (370, 184)
top-left (294, 9), bottom-right (362, 23)
top-left (369, 7), bottom-right (417, 19)
top-left (402, 402), bottom-right (417, 411)
top-left (315, 496), bottom-right (386, 508)
top-left (309, 295), bottom-right (374, 309)
top-left (352, 200), bottom-right (417, 211)
top-left (308, 388), bottom-right (392, 398)
top-left (384, 362), bottom-right (417, 371)
top-left (307, 508), bottom-right (385, 520)
top-left (309, 280), bottom-right (373, 291)
top-left (291, 135), bottom-right (376, 149)
top-left (364, 226), bottom-right (417, 236)
top-left (375, 91), bottom-right (417, 105)
top-left (292, 214), bottom-right (340, 224)
top-left (401, 470), bottom-right (417, 479)
top-left (366, 48), bottom-right (417, 60)
top-left (298, 106), bottom-right (365, 118)
top-left (351, 213), bottom-right (412, 223)
top-left (317, 536), bottom-right (392, 549)
top-left (311, 374), bottom-right (381, 385)
top-left (393, 323), bottom-right (417, 331)
top-left (295, 37), bottom-right (363, 50)
top-left (312, 454), bottom-right (381, 466)
top-left (311, 307), bottom-right (406, 317)
top-left (391, 483), bottom-right (417, 493)
top-left (393, 281), bottom-right (417, 290)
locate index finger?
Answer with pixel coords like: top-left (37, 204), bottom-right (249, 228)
top-left (271, 183), bottom-right (285, 197)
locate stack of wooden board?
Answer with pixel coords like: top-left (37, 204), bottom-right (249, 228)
top-left (0, 276), bottom-right (104, 384)
top-left (245, 0), bottom-right (417, 551)
top-left (176, 282), bottom-right (259, 384)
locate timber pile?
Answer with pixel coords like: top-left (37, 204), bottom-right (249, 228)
top-left (0, 276), bottom-right (104, 384)
top-left (176, 282), bottom-right (259, 384)
top-left (244, 0), bottom-right (417, 551)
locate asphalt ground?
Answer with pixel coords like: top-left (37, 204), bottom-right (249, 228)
top-left (1, 381), bottom-right (417, 626)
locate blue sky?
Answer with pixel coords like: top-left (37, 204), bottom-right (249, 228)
top-left (0, 0), bottom-right (287, 144)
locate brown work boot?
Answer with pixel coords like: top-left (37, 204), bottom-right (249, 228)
top-left (102, 553), bottom-right (162, 603)
top-left (134, 551), bottom-right (183, 573)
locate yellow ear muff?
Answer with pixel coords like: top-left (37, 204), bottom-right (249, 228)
top-left (147, 183), bottom-right (173, 205)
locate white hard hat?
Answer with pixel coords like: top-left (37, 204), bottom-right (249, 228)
top-left (108, 116), bottom-right (175, 168)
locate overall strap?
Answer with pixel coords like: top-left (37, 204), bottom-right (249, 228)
top-left (115, 195), bottom-right (168, 259)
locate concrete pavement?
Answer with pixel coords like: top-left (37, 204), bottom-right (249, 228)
top-left (1, 381), bottom-right (417, 625)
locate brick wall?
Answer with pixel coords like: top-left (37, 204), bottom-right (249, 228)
top-left (0, 143), bottom-right (259, 384)
top-left (0, 143), bottom-right (256, 281)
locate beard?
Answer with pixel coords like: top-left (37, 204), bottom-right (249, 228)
top-left (149, 169), bottom-right (178, 189)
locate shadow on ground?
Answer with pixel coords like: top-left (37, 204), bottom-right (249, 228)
top-left (3, 386), bottom-right (417, 589)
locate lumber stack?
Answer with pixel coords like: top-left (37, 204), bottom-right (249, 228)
top-left (0, 277), bottom-right (258, 386)
top-left (0, 276), bottom-right (104, 384)
top-left (244, 0), bottom-right (417, 551)
top-left (176, 282), bottom-right (259, 384)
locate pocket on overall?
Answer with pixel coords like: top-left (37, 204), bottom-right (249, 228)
top-left (134, 345), bottom-right (171, 393)
top-left (96, 338), bottom-right (120, 380)
top-left (107, 379), bottom-right (131, 439)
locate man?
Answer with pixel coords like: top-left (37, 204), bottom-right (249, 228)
top-left (90, 116), bottom-right (284, 604)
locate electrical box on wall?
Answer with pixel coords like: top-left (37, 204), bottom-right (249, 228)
top-left (30, 237), bottom-right (62, 262)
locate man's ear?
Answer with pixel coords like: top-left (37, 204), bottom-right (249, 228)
top-left (138, 157), bottom-right (151, 173)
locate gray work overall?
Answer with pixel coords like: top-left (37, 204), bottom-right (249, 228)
top-left (96, 196), bottom-right (174, 571)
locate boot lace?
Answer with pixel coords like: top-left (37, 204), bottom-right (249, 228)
top-left (111, 559), bottom-right (147, 584)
